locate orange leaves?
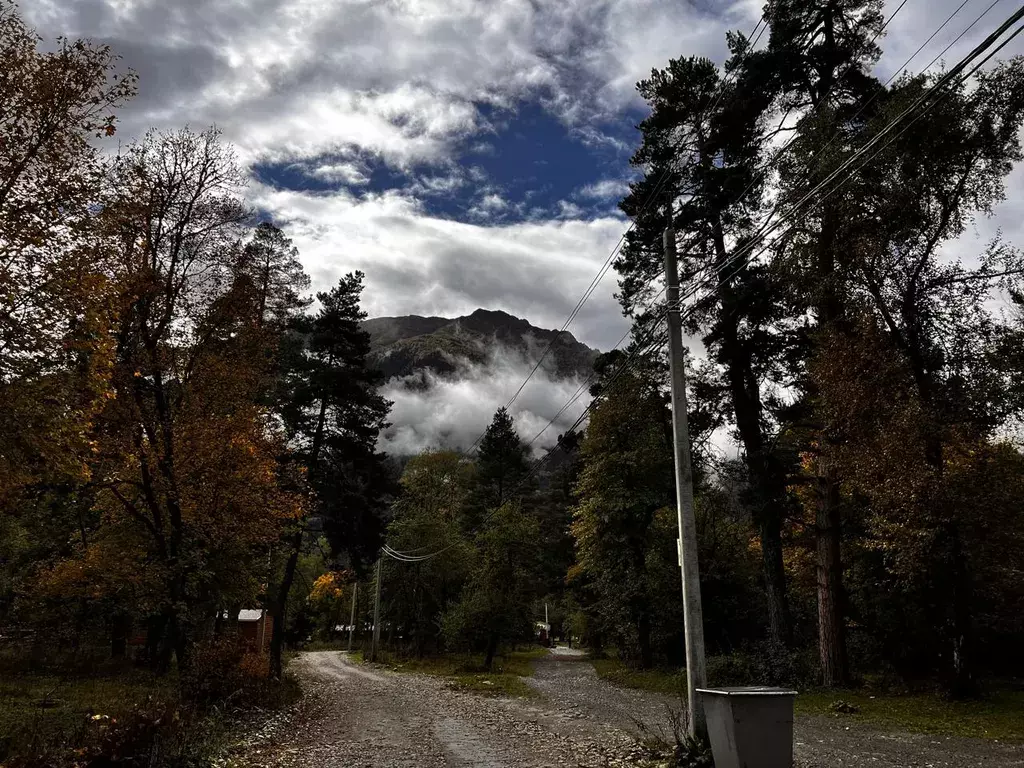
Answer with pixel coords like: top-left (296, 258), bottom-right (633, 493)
top-left (309, 571), bottom-right (347, 602)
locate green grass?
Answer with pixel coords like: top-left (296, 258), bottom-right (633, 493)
top-left (0, 665), bottom-right (180, 763)
top-left (0, 648), bottom-right (303, 765)
top-left (368, 647), bottom-right (548, 698)
top-left (590, 658), bottom-right (1024, 742)
top-left (794, 687), bottom-right (1024, 741)
top-left (590, 658), bottom-right (688, 697)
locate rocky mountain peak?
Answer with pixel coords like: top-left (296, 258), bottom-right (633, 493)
top-left (361, 308), bottom-right (599, 382)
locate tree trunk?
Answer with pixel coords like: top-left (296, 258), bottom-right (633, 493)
top-left (711, 216), bottom-right (792, 647)
top-left (142, 614), bottom-right (165, 669)
top-left (155, 610), bottom-right (176, 674)
top-left (271, 530), bottom-right (302, 680)
top-left (174, 616), bottom-right (191, 671)
top-left (816, 471), bottom-right (847, 687)
top-left (759, 516), bottom-right (791, 648)
top-left (484, 634), bottom-right (498, 671)
top-left (637, 613), bottom-right (654, 669)
top-left (947, 524), bottom-right (979, 698)
top-left (110, 613), bottom-right (130, 659)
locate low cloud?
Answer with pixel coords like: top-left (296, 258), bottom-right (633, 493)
top-left (378, 346), bottom-right (591, 458)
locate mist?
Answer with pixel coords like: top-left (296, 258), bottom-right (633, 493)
top-left (377, 345), bottom-right (592, 458)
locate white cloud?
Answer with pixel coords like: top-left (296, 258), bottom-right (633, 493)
top-left (556, 200), bottom-right (585, 219)
top-left (23, 0), bottom-right (757, 169)
top-left (247, 181), bottom-right (631, 351)
top-left (468, 191), bottom-right (510, 219)
top-left (379, 347), bottom-right (591, 457)
top-left (577, 178), bottom-right (630, 201)
top-left (306, 161), bottom-right (371, 186)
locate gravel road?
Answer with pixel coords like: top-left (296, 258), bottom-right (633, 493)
top-left (224, 650), bottom-right (1024, 768)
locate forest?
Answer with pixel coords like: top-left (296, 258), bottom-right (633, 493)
top-left (367, 0), bottom-right (1024, 702)
top-left (2, 0), bottom-right (1024, 764)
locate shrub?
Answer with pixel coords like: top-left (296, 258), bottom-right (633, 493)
top-left (180, 638), bottom-right (249, 709)
top-left (746, 641), bottom-right (819, 688)
top-left (706, 652), bottom-right (754, 686)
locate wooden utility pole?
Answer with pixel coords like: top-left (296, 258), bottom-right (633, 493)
top-left (347, 581), bottom-right (358, 652)
top-left (664, 215), bottom-right (708, 738)
top-left (370, 558), bottom-right (382, 662)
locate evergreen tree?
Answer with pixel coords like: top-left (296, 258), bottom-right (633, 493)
top-left (234, 221), bottom-right (312, 332)
top-left (467, 407), bottom-right (529, 524)
top-left (754, 0), bottom-right (887, 685)
top-left (614, 43), bottom-right (797, 650)
top-left (805, 58), bottom-right (1024, 696)
top-left (270, 272), bottom-right (393, 678)
top-left (441, 500), bottom-right (541, 670)
top-left (572, 362), bottom-right (678, 668)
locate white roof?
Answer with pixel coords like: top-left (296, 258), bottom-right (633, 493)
top-left (237, 609), bottom-right (264, 622)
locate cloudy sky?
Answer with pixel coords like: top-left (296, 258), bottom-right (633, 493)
top-left (23, 0), bottom-right (1024, 452)
top-left (25, 0), bottom-right (1024, 351)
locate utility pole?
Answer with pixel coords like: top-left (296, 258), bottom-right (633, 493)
top-left (370, 557), bottom-right (382, 662)
top-left (664, 213), bottom-right (708, 739)
top-left (347, 581), bottom-right (358, 652)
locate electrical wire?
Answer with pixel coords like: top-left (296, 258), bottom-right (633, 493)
top-left (513, 2), bottom-right (1024, 495)
top-left (462, 11), bottom-right (773, 456)
top-left (382, 1), bottom-right (1024, 564)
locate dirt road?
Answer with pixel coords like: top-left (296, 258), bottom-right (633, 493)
top-left (224, 650), bottom-right (1024, 767)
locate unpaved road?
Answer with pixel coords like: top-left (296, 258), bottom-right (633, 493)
top-left (226, 650), bottom-right (1024, 767)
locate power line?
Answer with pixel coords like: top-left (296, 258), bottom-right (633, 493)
top-left (385, 1), bottom-right (1024, 564)
top-left (520, 2), bottom-right (1024, 491)
top-left (463, 11), bottom-right (773, 456)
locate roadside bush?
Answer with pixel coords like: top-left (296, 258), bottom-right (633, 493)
top-left (747, 642), bottom-right (819, 688)
top-left (705, 645), bottom-right (818, 688)
top-left (1, 638), bottom-right (299, 768)
top-left (180, 639), bottom-right (249, 708)
top-left (706, 652), bottom-right (754, 686)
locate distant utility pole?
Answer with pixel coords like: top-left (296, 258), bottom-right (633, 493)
top-left (347, 581), bottom-right (358, 652)
top-left (664, 212), bottom-right (708, 739)
top-left (371, 557), bottom-right (383, 662)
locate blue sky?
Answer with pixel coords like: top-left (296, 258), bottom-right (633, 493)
top-left (23, 0), bottom-right (1024, 452)
top-left (25, 0), bottom-right (1024, 353)
top-left (251, 100), bottom-right (645, 223)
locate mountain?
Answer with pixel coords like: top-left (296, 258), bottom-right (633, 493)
top-left (362, 308), bottom-right (599, 382)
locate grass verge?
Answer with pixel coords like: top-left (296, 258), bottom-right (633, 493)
top-left (590, 658), bottom-right (1024, 742)
top-left (590, 658), bottom-right (688, 697)
top-left (794, 687), bottom-right (1024, 741)
top-left (369, 647), bottom-right (548, 698)
top-left (0, 648), bottom-right (302, 767)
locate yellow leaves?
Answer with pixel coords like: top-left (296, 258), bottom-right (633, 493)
top-left (309, 571), bottom-right (348, 602)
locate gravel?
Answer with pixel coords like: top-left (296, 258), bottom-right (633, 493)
top-left (219, 651), bottom-right (650, 767)
top-left (220, 651), bottom-right (1024, 768)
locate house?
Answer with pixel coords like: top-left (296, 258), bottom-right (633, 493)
top-left (124, 609), bottom-right (273, 658)
top-left (232, 609), bottom-right (273, 653)
top-left (535, 621), bottom-right (551, 646)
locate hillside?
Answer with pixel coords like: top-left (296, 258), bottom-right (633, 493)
top-left (362, 308), bottom-right (599, 382)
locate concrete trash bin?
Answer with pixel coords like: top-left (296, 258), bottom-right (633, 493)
top-left (696, 686), bottom-right (797, 768)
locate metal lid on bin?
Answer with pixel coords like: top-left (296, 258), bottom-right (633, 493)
top-left (696, 686), bottom-right (798, 696)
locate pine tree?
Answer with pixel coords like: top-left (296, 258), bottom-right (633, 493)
top-left (234, 222), bottom-right (311, 331)
top-left (614, 43), bottom-right (797, 649)
top-left (467, 407), bottom-right (529, 524)
top-left (270, 272), bottom-right (394, 678)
